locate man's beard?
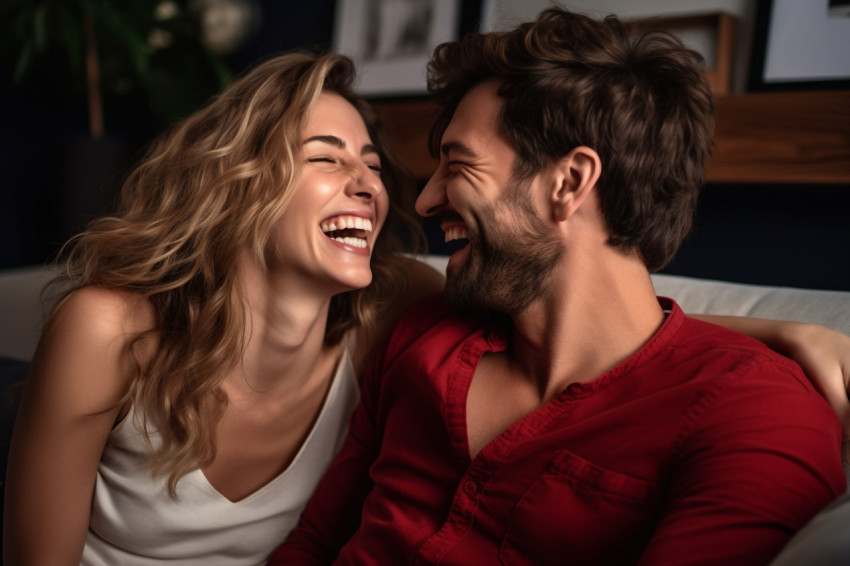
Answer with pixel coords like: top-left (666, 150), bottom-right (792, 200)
top-left (445, 180), bottom-right (563, 316)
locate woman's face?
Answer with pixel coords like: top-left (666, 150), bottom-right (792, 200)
top-left (268, 91), bottom-right (389, 293)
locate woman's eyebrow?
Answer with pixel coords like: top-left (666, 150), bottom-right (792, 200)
top-left (304, 134), bottom-right (346, 149)
top-left (304, 135), bottom-right (380, 158)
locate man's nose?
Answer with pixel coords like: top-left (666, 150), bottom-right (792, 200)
top-left (415, 171), bottom-right (447, 217)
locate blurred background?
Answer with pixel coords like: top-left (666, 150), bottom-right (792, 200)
top-left (1, 0), bottom-right (848, 289)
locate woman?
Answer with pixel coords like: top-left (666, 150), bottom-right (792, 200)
top-left (3, 52), bottom-right (443, 564)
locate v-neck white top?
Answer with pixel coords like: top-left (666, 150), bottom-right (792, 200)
top-left (80, 347), bottom-right (360, 565)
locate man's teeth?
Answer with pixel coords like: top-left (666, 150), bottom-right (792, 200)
top-left (444, 226), bottom-right (469, 243)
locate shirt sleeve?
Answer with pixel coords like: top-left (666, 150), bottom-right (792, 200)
top-left (267, 345), bottom-right (386, 564)
top-left (637, 356), bottom-right (845, 566)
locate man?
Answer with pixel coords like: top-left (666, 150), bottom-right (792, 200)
top-left (270, 8), bottom-right (844, 565)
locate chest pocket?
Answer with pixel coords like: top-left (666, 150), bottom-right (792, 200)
top-left (499, 449), bottom-right (660, 565)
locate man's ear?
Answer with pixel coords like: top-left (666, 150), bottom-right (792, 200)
top-left (550, 146), bottom-right (601, 221)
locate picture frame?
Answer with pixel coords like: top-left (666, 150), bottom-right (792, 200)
top-left (626, 12), bottom-right (737, 96)
top-left (332, 0), bottom-right (462, 98)
top-left (748, 0), bottom-right (850, 91)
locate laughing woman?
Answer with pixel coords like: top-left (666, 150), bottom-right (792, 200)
top-left (3, 52), bottom-right (443, 565)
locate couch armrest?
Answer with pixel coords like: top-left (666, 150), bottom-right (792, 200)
top-left (0, 265), bottom-right (59, 360)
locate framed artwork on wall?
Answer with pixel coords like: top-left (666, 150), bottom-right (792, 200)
top-left (626, 12), bottom-right (737, 96)
top-left (332, 0), bottom-right (461, 97)
top-left (748, 0), bottom-right (850, 91)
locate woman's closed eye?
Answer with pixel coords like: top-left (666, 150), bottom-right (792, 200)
top-left (308, 155), bottom-right (382, 177)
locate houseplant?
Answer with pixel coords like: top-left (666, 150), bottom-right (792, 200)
top-left (1, 0), bottom-right (230, 138)
top-left (0, 0), bottom-right (231, 259)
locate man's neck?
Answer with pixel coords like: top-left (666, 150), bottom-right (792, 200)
top-left (506, 250), bottom-right (665, 404)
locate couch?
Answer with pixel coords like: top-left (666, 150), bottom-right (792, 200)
top-left (1, 259), bottom-right (849, 563)
top-left (2, 258), bottom-right (850, 360)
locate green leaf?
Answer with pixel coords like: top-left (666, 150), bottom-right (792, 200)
top-left (12, 40), bottom-right (34, 84)
top-left (56, 4), bottom-right (84, 74)
top-left (91, 3), bottom-right (151, 76)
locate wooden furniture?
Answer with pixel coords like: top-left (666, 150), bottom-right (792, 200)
top-left (709, 90), bottom-right (850, 184)
top-left (374, 89), bottom-right (850, 184)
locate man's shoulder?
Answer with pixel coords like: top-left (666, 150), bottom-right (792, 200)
top-left (383, 292), bottom-right (496, 359)
top-left (389, 291), bottom-right (451, 340)
top-left (674, 315), bottom-right (808, 386)
top-left (665, 315), bottom-right (839, 444)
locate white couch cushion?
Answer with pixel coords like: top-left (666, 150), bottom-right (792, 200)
top-left (651, 273), bottom-right (850, 337)
top-left (2, 258), bottom-right (849, 361)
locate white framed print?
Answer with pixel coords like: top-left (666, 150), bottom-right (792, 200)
top-left (749, 0), bottom-right (850, 90)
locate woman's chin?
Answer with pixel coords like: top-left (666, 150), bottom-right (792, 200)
top-left (331, 268), bottom-right (373, 294)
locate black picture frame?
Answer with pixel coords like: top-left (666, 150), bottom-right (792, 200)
top-left (748, 0), bottom-right (850, 91)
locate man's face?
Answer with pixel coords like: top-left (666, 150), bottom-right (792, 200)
top-left (416, 81), bottom-right (562, 315)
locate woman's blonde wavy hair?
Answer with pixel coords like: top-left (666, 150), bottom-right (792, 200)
top-left (50, 51), bottom-right (424, 496)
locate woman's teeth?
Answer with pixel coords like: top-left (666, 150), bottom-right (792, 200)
top-left (321, 216), bottom-right (373, 249)
top-left (321, 216), bottom-right (373, 232)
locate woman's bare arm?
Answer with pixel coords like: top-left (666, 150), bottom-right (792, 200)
top-left (3, 287), bottom-right (149, 565)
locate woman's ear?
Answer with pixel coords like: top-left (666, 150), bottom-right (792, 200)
top-left (550, 146), bottom-right (601, 222)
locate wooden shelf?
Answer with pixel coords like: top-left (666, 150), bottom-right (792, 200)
top-left (373, 99), bottom-right (440, 180)
top-left (373, 90), bottom-right (850, 185)
top-left (708, 90), bottom-right (850, 184)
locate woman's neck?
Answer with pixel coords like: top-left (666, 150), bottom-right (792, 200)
top-left (227, 253), bottom-right (342, 397)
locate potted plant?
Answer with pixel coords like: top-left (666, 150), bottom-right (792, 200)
top-left (2, 0), bottom-right (230, 138)
top-left (1, 0), bottom-right (231, 251)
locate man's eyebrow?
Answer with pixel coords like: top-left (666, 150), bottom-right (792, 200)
top-left (440, 141), bottom-right (477, 159)
top-left (304, 135), bottom-right (380, 157)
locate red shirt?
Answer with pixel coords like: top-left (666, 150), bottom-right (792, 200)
top-left (270, 295), bottom-right (844, 565)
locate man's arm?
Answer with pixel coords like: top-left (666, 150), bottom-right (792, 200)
top-left (637, 358), bottom-right (845, 565)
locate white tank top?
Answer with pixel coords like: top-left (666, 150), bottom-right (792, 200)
top-left (80, 347), bottom-right (360, 565)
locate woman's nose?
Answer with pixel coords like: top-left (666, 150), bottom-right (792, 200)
top-left (347, 164), bottom-right (384, 200)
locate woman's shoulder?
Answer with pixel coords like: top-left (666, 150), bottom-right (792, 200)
top-left (50, 285), bottom-right (155, 340)
top-left (31, 286), bottom-right (157, 413)
top-left (396, 254), bottom-right (445, 302)
top-left (353, 255), bottom-right (444, 371)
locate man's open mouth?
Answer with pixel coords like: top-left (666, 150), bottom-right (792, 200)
top-left (444, 225), bottom-right (469, 243)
